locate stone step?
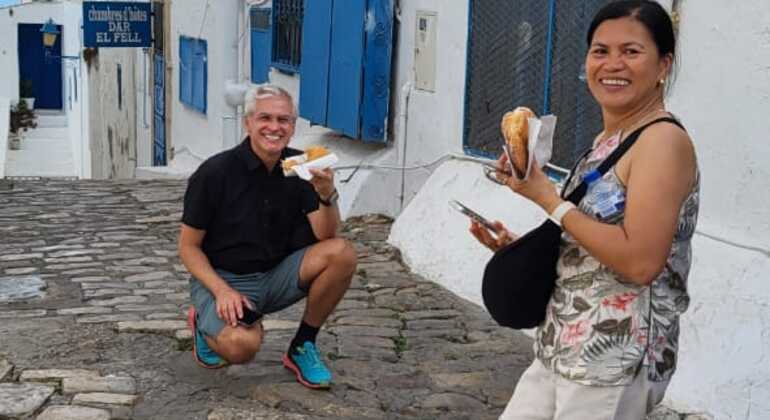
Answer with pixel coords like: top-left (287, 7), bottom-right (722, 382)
top-left (34, 112), bottom-right (67, 128)
top-left (5, 141), bottom-right (77, 178)
top-left (21, 126), bottom-right (68, 140)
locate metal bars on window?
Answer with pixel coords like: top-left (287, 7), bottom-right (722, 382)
top-left (272, 0), bottom-right (303, 72)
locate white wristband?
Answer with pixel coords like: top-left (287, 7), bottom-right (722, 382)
top-left (549, 201), bottom-right (576, 227)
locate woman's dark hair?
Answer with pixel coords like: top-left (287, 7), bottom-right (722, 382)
top-left (586, 0), bottom-right (676, 58)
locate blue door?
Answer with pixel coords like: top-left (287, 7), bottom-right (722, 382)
top-left (250, 7), bottom-right (272, 84)
top-left (153, 53), bottom-right (166, 166)
top-left (17, 23), bottom-right (63, 110)
top-left (299, 0), bottom-right (393, 143)
top-left (298, 0), bottom-right (332, 123)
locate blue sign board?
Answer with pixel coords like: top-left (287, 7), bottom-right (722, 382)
top-left (83, 1), bottom-right (151, 48)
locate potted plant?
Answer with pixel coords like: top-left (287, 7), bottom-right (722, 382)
top-left (8, 100), bottom-right (37, 150)
top-left (19, 79), bottom-right (35, 110)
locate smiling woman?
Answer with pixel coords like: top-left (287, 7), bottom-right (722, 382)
top-left (469, 2), bottom-right (701, 419)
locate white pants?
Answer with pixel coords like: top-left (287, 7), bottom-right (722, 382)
top-left (499, 360), bottom-right (668, 420)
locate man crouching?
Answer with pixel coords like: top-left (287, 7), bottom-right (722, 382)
top-left (178, 84), bottom-right (355, 389)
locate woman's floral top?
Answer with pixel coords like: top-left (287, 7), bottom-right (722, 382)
top-left (534, 144), bottom-right (700, 386)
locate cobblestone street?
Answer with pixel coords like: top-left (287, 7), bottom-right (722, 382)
top-left (0, 179), bottom-right (534, 420)
top-left (0, 179), bottom-right (707, 420)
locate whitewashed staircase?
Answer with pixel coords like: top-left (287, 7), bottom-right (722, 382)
top-left (5, 111), bottom-right (77, 178)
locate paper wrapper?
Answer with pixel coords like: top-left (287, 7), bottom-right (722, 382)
top-left (282, 153), bottom-right (339, 181)
top-left (504, 115), bottom-right (557, 180)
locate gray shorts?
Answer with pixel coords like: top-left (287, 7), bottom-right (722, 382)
top-left (190, 247), bottom-right (309, 338)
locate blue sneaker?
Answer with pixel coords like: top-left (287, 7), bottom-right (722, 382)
top-left (187, 307), bottom-right (228, 369)
top-left (282, 341), bottom-right (332, 389)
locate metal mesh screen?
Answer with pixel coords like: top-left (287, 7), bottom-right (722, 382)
top-left (547, 1), bottom-right (611, 168)
top-left (464, 1), bottom-right (549, 158)
top-left (272, 0), bottom-right (303, 70)
top-left (465, 0), bottom-right (613, 167)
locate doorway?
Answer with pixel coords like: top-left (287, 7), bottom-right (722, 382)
top-left (17, 23), bottom-right (63, 110)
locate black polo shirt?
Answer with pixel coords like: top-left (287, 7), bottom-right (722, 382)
top-left (182, 138), bottom-right (320, 274)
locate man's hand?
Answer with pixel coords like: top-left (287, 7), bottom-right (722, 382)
top-left (213, 286), bottom-right (254, 327)
top-left (308, 168), bottom-right (335, 200)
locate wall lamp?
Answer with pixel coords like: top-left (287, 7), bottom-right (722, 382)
top-left (40, 18), bottom-right (80, 61)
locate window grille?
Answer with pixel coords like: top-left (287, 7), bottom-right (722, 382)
top-left (272, 0), bottom-right (303, 72)
top-left (464, 0), bottom-right (611, 169)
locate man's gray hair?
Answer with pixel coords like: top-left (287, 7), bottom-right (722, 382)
top-left (243, 84), bottom-right (296, 117)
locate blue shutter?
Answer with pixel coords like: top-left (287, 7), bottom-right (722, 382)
top-left (360, 0), bottom-right (394, 142)
top-left (326, 0), bottom-right (366, 138)
top-left (299, 0), bottom-right (333, 125)
top-left (192, 39), bottom-right (207, 113)
top-left (179, 36), bottom-right (192, 106)
top-left (250, 8), bottom-right (272, 83)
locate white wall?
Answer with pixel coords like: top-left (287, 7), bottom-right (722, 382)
top-left (87, 47), bottom-right (137, 179)
top-left (0, 97), bottom-right (8, 177)
top-left (0, 2), bottom-right (88, 177)
top-left (168, 0), bottom-right (239, 162)
top-left (134, 48), bottom-right (152, 167)
top-left (390, 1), bottom-right (770, 419)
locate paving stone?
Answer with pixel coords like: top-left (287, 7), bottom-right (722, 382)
top-left (20, 369), bottom-right (100, 387)
top-left (116, 320), bottom-right (187, 334)
top-left (419, 392), bottom-right (487, 411)
top-left (47, 262), bottom-right (104, 270)
top-left (132, 287), bottom-right (176, 295)
top-left (208, 408), bottom-right (309, 420)
top-left (0, 253), bottom-right (43, 261)
top-left (0, 275), bottom-right (46, 303)
top-left (0, 309), bottom-right (48, 318)
top-left (70, 276), bottom-right (111, 283)
top-left (36, 405), bottom-right (111, 420)
top-left (90, 242), bottom-right (121, 248)
top-left (123, 271), bottom-right (173, 282)
top-left (62, 375), bottom-right (136, 394)
top-left (144, 279), bottom-right (188, 289)
top-left (87, 296), bottom-right (148, 306)
top-left (0, 359), bottom-right (12, 381)
top-left (5, 267), bottom-right (38, 275)
top-left (165, 292), bottom-right (188, 301)
top-left (115, 304), bottom-right (180, 313)
top-left (77, 314), bottom-right (142, 324)
top-left (334, 314), bottom-right (402, 328)
top-left (146, 312), bottom-right (183, 320)
top-left (44, 256), bottom-right (94, 263)
top-left (72, 392), bottom-right (139, 405)
top-left (262, 319), bottom-right (298, 331)
top-left (326, 325), bottom-right (400, 338)
top-left (57, 307), bottom-right (113, 316)
top-left (429, 371), bottom-right (491, 389)
top-left (0, 382), bottom-right (55, 418)
top-left (401, 309), bottom-right (462, 321)
top-left (48, 249), bottom-right (104, 258)
top-left (84, 288), bottom-right (134, 298)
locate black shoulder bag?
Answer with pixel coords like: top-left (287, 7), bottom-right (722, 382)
top-left (482, 117), bottom-right (683, 329)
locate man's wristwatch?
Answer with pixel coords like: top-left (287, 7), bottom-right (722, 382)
top-left (318, 189), bottom-right (339, 207)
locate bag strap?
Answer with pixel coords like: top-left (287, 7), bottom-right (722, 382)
top-left (563, 117), bottom-right (683, 204)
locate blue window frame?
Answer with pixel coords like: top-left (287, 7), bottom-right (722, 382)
top-left (250, 7), bottom-right (272, 83)
top-left (179, 36), bottom-right (207, 114)
top-left (272, 0), bottom-right (303, 73)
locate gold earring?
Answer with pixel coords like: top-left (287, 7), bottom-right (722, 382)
top-left (658, 79), bottom-right (666, 86)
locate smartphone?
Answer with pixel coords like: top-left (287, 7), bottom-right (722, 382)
top-left (449, 200), bottom-right (498, 232)
top-left (238, 305), bottom-right (262, 327)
